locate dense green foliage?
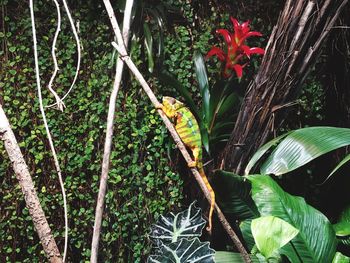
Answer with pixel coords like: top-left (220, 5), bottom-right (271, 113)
top-left (0, 1), bottom-right (186, 262)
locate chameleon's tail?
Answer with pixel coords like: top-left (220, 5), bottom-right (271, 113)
top-left (197, 161), bottom-right (215, 233)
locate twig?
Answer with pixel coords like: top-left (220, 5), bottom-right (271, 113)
top-left (47, 0), bottom-right (81, 108)
top-left (0, 104), bottom-right (62, 262)
top-left (90, 0), bottom-right (134, 262)
top-left (29, 0), bottom-right (68, 261)
top-left (48, 0), bottom-right (65, 111)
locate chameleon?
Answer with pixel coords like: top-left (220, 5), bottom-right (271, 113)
top-left (157, 96), bottom-right (215, 232)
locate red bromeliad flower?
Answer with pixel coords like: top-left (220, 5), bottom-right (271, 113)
top-left (206, 17), bottom-right (265, 79)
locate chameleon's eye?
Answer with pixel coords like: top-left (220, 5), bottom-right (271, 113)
top-left (169, 97), bottom-right (176, 105)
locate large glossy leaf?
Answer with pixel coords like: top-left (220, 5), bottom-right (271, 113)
top-left (334, 206), bottom-right (350, 237)
top-left (148, 238), bottom-right (215, 263)
top-left (215, 251), bottom-right (262, 263)
top-left (259, 127), bottom-right (350, 175)
top-left (251, 216), bottom-right (299, 259)
top-left (245, 133), bottom-right (291, 175)
top-left (240, 220), bottom-right (256, 251)
top-left (333, 252), bottom-right (350, 263)
top-left (149, 202), bottom-right (205, 245)
top-left (193, 51), bottom-right (210, 128)
top-left (247, 175), bottom-right (337, 263)
top-left (212, 170), bottom-right (259, 220)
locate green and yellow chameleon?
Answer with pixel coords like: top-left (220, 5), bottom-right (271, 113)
top-left (157, 96), bottom-right (215, 232)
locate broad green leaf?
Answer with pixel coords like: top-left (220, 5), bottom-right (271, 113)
top-left (143, 22), bottom-right (154, 73)
top-left (149, 202), bottom-right (205, 245)
top-left (215, 251), bottom-right (262, 263)
top-left (149, 238), bottom-right (215, 263)
top-left (334, 206), bottom-right (350, 236)
top-left (245, 133), bottom-right (291, 175)
top-left (212, 170), bottom-right (259, 220)
top-left (193, 51), bottom-right (210, 128)
top-left (334, 222), bottom-right (350, 237)
top-left (240, 220), bottom-right (256, 251)
top-left (332, 252), bottom-right (350, 263)
top-left (260, 127), bottom-right (350, 175)
top-left (247, 175), bottom-right (337, 263)
top-left (251, 216), bottom-right (299, 259)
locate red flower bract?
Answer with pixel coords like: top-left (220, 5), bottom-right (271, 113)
top-left (206, 17), bottom-right (265, 79)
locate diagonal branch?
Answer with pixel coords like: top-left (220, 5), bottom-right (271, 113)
top-left (0, 104), bottom-right (62, 263)
top-left (111, 42), bottom-right (252, 263)
top-left (106, 8), bottom-right (252, 263)
top-left (90, 0), bottom-right (134, 262)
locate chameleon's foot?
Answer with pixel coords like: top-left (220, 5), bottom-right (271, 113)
top-left (188, 161), bottom-right (196, 168)
top-left (155, 103), bottom-right (163, 110)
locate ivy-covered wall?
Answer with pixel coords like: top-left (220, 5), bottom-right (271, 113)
top-left (0, 1), bottom-right (186, 262)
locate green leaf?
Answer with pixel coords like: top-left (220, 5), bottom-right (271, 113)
top-left (212, 170), bottom-right (258, 220)
top-left (146, 8), bottom-right (164, 65)
top-left (332, 252), bottom-right (350, 263)
top-left (247, 175), bottom-right (337, 263)
top-left (193, 51), bottom-right (210, 128)
top-left (143, 22), bottom-right (154, 73)
top-left (251, 216), bottom-right (299, 259)
top-left (149, 202), bottom-right (205, 244)
top-left (334, 206), bottom-right (350, 236)
top-left (216, 92), bottom-right (239, 119)
top-left (245, 132), bottom-right (291, 175)
top-left (148, 238), bottom-right (215, 263)
top-left (260, 127), bottom-right (350, 175)
top-left (334, 222), bottom-right (350, 237)
top-left (215, 251), bottom-right (262, 263)
top-left (240, 220), bottom-right (256, 251)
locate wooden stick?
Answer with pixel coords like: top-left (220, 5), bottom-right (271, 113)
top-left (90, 1), bottom-right (134, 262)
top-left (111, 43), bottom-right (252, 263)
top-left (0, 105), bottom-right (62, 263)
top-left (104, 2), bottom-right (251, 262)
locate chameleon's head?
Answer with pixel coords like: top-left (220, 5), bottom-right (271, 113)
top-left (161, 96), bottom-right (184, 118)
top-left (162, 96), bottom-right (184, 111)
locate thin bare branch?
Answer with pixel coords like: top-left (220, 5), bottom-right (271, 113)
top-left (90, 0), bottom-right (134, 262)
top-left (111, 44), bottom-right (252, 263)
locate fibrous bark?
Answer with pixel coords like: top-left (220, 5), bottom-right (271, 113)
top-left (221, 0), bottom-right (349, 174)
top-left (0, 104), bottom-right (62, 263)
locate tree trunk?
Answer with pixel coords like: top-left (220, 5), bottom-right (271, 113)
top-left (220, 0), bottom-right (349, 174)
top-left (0, 105), bottom-right (62, 263)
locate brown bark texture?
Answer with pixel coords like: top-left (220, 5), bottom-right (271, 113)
top-left (221, 0), bottom-right (349, 174)
top-left (0, 105), bottom-right (62, 263)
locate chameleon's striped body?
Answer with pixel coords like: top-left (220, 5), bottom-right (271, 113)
top-left (159, 96), bottom-right (215, 232)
